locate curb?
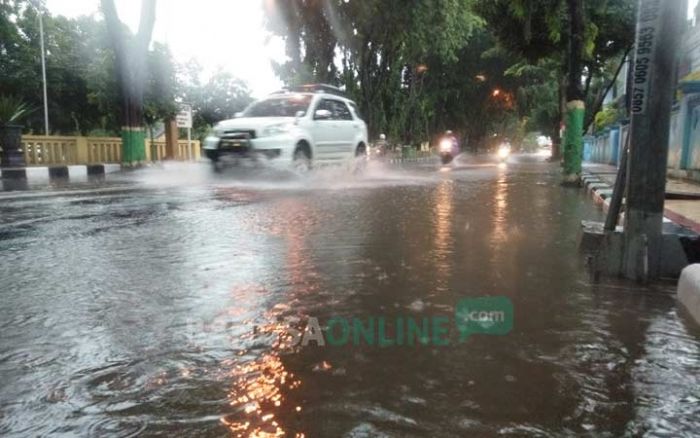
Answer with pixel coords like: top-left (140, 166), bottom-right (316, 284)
top-left (582, 171), bottom-right (700, 232)
top-left (0, 164), bottom-right (121, 181)
top-left (581, 173), bottom-right (611, 212)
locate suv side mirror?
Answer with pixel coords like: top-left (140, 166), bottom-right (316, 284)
top-left (314, 109), bottom-right (332, 120)
top-left (295, 110), bottom-right (305, 118)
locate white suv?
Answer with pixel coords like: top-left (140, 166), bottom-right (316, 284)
top-left (204, 85), bottom-right (369, 171)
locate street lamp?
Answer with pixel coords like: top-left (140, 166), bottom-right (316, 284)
top-left (31, 1), bottom-right (50, 135)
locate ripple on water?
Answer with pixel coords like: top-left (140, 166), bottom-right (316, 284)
top-left (86, 417), bottom-right (147, 438)
top-left (344, 422), bottom-right (392, 438)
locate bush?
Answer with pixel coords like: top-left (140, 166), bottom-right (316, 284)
top-left (594, 106), bottom-right (621, 132)
top-left (0, 95), bottom-right (33, 125)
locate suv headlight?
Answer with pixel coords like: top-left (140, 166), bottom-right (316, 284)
top-left (206, 125), bottom-right (222, 139)
top-left (261, 123), bottom-right (293, 137)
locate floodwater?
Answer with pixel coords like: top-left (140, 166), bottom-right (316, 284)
top-left (1, 157), bottom-right (699, 437)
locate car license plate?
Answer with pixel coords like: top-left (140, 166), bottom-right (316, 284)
top-left (221, 140), bottom-right (247, 149)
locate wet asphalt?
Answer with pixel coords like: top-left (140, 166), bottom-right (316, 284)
top-left (1, 156), bottom-right (699, 437)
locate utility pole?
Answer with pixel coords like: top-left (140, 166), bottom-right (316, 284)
top-left (37, 5), bottom-right (49, 135)
top-left (623, 0), bottom-right (685, 281)
top-left (562, 0), bottom-right (586, 185)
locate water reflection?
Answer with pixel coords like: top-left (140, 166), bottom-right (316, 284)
top-left (1, 164), bottom-right (700, 436)
top-left (221, 197), bottom-right (317, 437)
top-left (221, 350), bottom-right (301, 437)
top-left (432, 181), bottom-right (454, 289)
top-left (491, 170), bottom-right (508, 246)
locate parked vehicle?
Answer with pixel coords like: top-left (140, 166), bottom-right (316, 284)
top-left (203, 84), bottom-right (369, 172)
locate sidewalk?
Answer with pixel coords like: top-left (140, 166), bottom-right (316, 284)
top-left (582, 163), bottom-right (700, 233)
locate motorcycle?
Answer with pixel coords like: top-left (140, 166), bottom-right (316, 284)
top-left (496, 143), bottom-right (511, 163)
top-left (439, 137), bottom-right (457, 165)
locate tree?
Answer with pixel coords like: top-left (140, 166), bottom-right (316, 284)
top-left (180, 65), bottom-right (253, 140)
top-left (100, 0), bottom-right (156, 165)
top-left (263, 0), bottom-right (480, 143)
top-left (1, 0), bottom-right (248, 143)
top-left (143, 43), bottom-right (178, 148)
top-left (421, 29), bottom-right (523, 149)
top-left (474, 0), bottom-right (635, 180)
top-left (563, 0), bottom-right (585, 183)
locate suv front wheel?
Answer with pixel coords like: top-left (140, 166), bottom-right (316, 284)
top-left (293, 143), bottom-right (312, 173)
top-left (353, 143), bottom-right (368, 174)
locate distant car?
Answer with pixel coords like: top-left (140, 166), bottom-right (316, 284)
top-left (204, 84), bottom-right (369, 172)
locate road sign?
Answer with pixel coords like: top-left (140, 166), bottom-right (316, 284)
top-left (176, 105), bottom-right (192, 128)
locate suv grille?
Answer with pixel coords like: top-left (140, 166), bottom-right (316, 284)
top-left (223, 130), bottom-right (256, 139)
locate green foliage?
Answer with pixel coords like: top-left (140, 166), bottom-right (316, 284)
top-left (264, 0), bottom-right (483, 144)
top-left (144, 43), bottom-right (179, 139)
top-left (594, 106), bottom-right (622, 131)
top-left (180, 64), bottom-right (254, 139)
top-left (420, 28), bottom-right (523, 147)
top-left (474, 0), bottom-right (635, 150)
top-left (0, 95), bottom-right (33, 125)
top-left (508, 58), bottom-right (561, 139)
top-left (473, 0), bottom-right (634, 66)
top-left (0, 1), bottom-right (253, 137)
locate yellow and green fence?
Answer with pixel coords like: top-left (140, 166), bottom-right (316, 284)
top-left (19, 135), bottom-right (201, 166)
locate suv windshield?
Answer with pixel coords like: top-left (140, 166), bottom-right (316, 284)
top-left (242, 95), bottom-right (312, 117)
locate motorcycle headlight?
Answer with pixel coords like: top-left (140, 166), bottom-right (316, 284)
top-left (262, 123), bottom-right (293, 137)
top-left (497, 146), bottom-right (510, 159)
top-left (439, 139), bottom-right (452, 152)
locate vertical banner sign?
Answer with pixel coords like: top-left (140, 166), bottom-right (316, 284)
top-left (176, 104), bottom-right (193, 159)
top-left (630, 0), bottom-right (662, 115)
top-left (176, 104), bottom-right (193, 128)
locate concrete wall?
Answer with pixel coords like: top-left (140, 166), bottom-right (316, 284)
top-left (584, 111), bottom-right (680, 173)
top-left (669, 110), bottom-right (683, 170)
top-left (583, 125), bottom-right (626, 168)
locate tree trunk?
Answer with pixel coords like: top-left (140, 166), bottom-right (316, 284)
top-left (563, 0), bottom-right (585, 184)
top-left (551, 75), bottom-right (567, 161)
top-left (101, 0), bottom-right (156, 166)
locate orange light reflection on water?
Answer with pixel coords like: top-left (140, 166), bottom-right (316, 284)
top-left (433, 181), bottom-right (454, 288)
top-left (221, 198), bottom-right (317, 437)
top-left (220, 324), bottom-right (302, 437)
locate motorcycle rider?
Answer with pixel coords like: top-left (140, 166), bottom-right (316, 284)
top-left (444, 130), bottom-right (459, 155)
top-left (438, 130), bottom-right (460, 164)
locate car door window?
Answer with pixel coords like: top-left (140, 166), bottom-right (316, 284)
top-left (314, 99), bottom-right (336, 120)
top-left (333, 101), bottom-right (354, 121)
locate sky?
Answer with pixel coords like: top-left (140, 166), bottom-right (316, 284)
top-left (44, 0), bottom-right (700, 97)
top-left (45, 0), bottom-right (286, 98)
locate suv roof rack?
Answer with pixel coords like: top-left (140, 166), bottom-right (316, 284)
top-left (273, 84), bottom-right (347, 98)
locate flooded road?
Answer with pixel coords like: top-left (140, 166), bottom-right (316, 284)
top-left (1, 159), bottom-right (700, 437)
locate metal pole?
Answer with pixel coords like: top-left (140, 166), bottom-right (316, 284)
top-left (38, 10), bottom-right (49, 135)
top-left (187, 127), bottom-right (192, 160)
top-left (604, 131), bottom-right (629, 232)
top-left (623, 0), bottom-right (684, 281)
